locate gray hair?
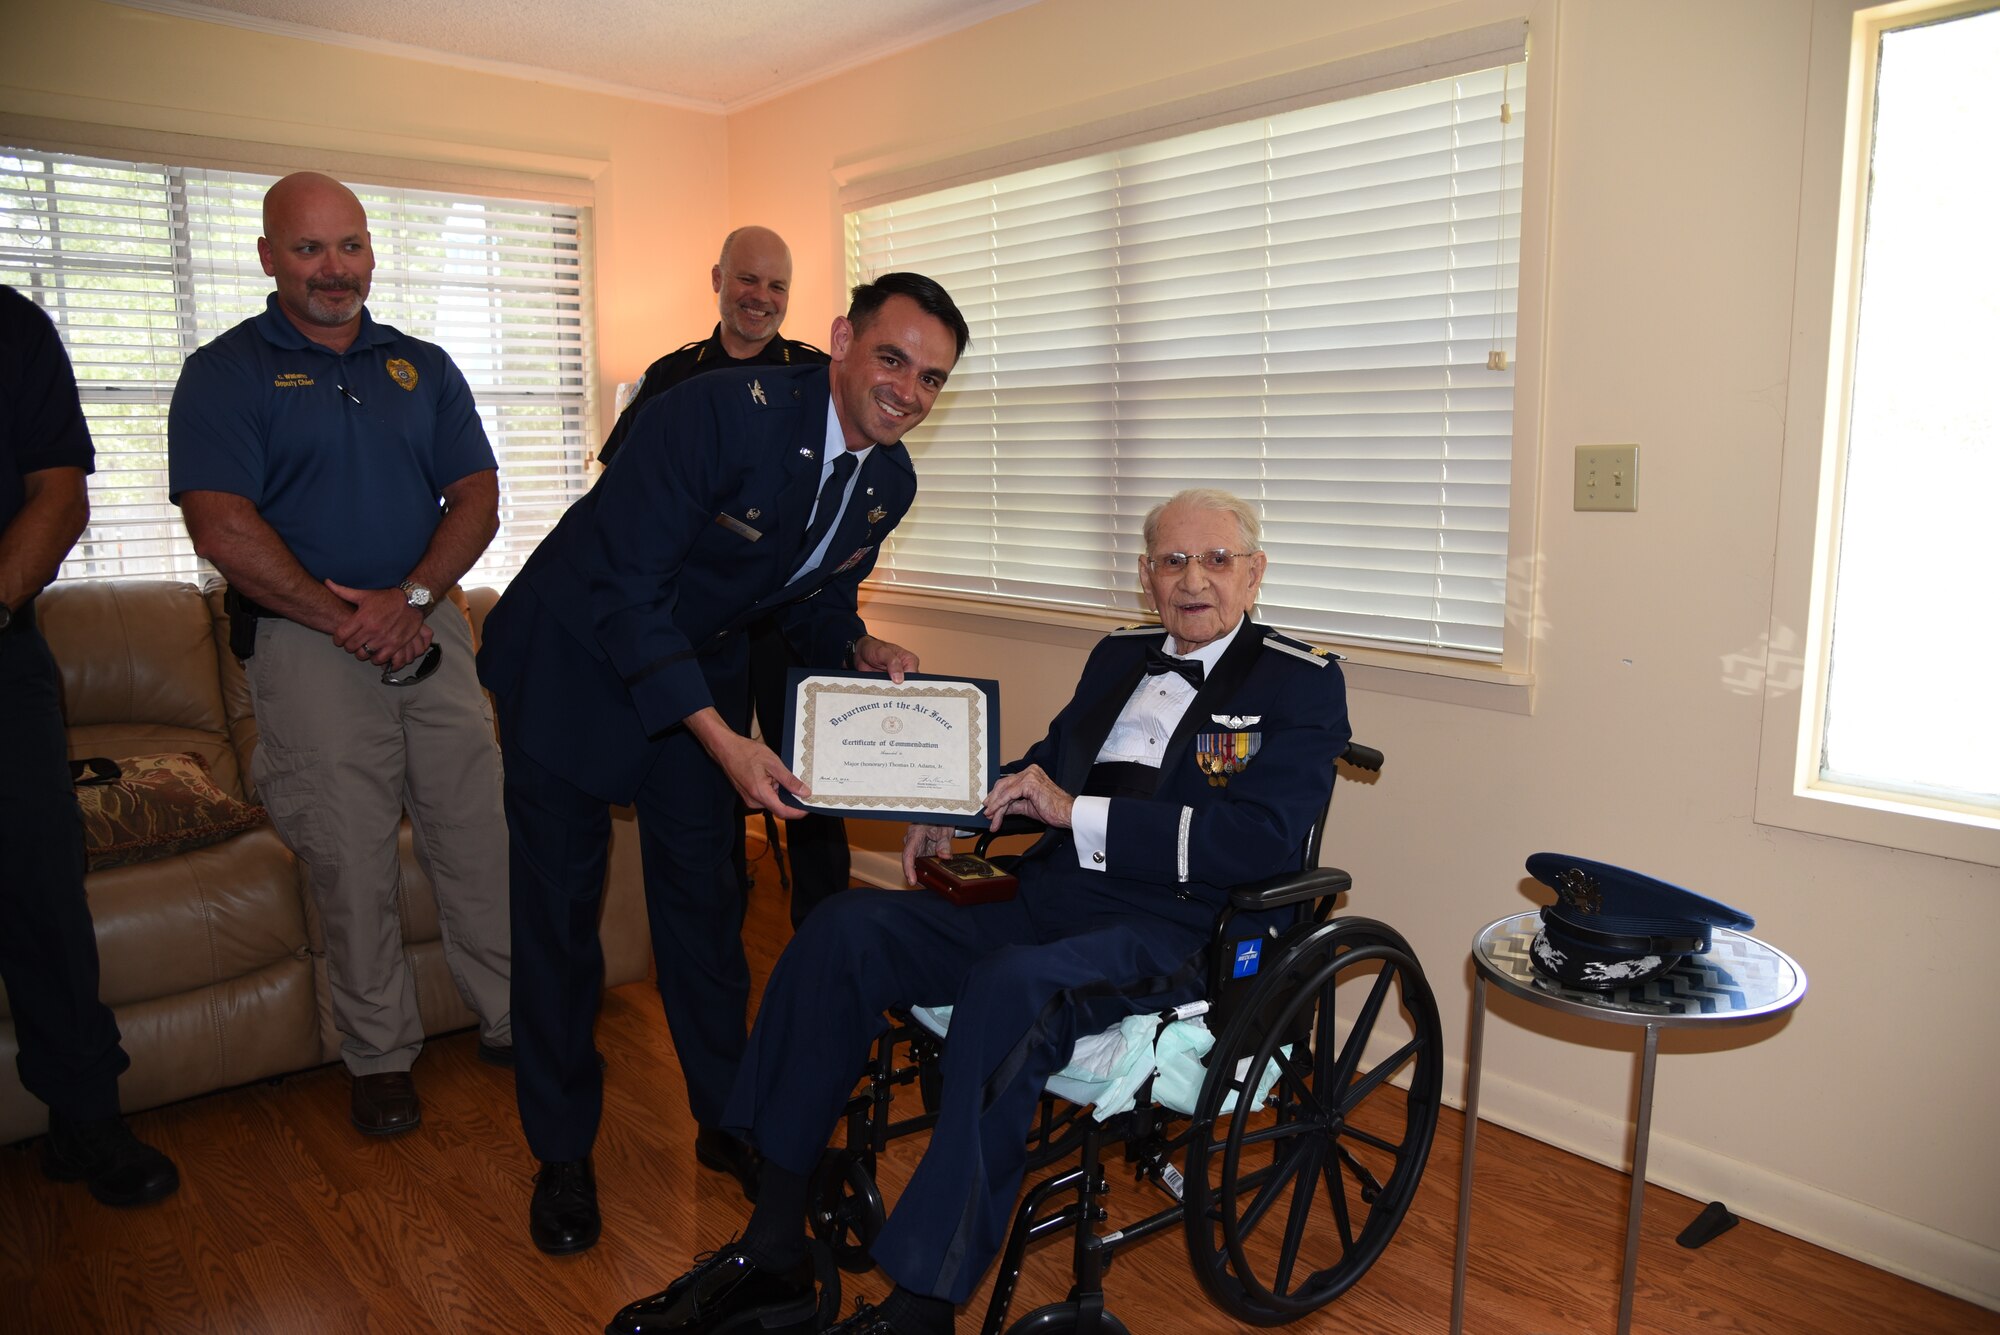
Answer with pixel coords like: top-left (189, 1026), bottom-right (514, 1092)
top-left (1141, 488), bottom-right (1262, 554)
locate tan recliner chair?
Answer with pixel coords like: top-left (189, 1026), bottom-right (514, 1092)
top-left (0, 579), bottom-right (650, 1145)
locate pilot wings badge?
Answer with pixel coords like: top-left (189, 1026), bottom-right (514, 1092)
top-left (1195, 732), bottom-right (1261, 787)
top-left (1211, 714), bottom-right (1261, 728)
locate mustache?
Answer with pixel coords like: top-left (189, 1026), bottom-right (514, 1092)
top-left (308, 278), bottom-right (363, 294)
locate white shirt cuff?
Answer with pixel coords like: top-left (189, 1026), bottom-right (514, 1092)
top-left (1072, 795), bottom-right (1111, 871)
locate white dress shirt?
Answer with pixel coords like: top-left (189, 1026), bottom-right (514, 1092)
top-left (1069, 617), bottom-right (1245, 871)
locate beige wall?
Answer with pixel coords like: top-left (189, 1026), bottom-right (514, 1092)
top-left (7, 0), bottom-right (1997, 1309)
top-left (734, 0), bottom-right (2000, 1307)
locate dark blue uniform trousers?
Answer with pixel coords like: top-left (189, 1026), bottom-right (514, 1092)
top-left (722, 880), bottom-right (1213, 1305)
top-left (503, 719), bottom-right (751, 1162)
top-left (0, 620), bottom-right (129, 1122)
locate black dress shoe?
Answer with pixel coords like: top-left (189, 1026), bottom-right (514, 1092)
top-left (350, 1071), bottom-right (421, 1135)
top-left (531, 1157), bottom-right (600, 1255)
top-left (41, 1114), bottom-right (180, 1207)
top-left (823, 1301), bottom-right (898, 1334)
top-left (693, 1125), bottom-right (761, 1202)
top-left (604, 1244), bottom-right (815, 1335)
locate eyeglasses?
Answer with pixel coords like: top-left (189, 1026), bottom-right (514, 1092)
top-left (1144, 549), bottom-right (1257, 573)
top-left (381, 644), bottom-right (442, 686)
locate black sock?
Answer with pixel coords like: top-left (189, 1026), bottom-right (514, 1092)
top-left (738, 1161), bottom-right (810, 1271)
top-left (876, 1285), bottom-right (954, 1335)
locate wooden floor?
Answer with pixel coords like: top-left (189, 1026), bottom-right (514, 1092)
top-left (2, 862), bottom-right (1994, 1335)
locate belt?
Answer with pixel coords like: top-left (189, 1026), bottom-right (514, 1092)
top-left (1083, 760), bottom-right (1162, 801)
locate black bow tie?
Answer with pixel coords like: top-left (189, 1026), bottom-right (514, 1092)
top-left (1143, 645), bottom-right (1204, 688)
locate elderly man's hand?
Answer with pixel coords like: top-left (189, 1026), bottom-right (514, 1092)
top-left (983, 764), bottom-right (1073, 831)
top-left (853, 634), bottom-right (919, 683)
top-left (902, 822), bottom-right (956, 885)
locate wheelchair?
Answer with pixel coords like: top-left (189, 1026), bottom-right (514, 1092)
top-left (807, 743), bottom-right (1444, 1334)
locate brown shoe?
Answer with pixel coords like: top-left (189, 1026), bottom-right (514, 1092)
top-left (350, 1071), bottom-right (421, 1135)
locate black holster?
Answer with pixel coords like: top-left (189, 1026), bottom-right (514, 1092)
top-left (223, 587), bottom-right (271, 660)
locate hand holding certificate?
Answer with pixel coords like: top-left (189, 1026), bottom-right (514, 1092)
top-left (783, 670), bottom-right (1001, 824)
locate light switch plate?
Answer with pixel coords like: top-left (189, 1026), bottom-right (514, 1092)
top-left (1575, 444), bottom-right (1638, 511)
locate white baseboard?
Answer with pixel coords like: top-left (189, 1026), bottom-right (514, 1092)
top-left (1443, 1057), bottom-right (1999, 1310)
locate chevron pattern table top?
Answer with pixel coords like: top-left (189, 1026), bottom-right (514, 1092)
top-left (1473, 911), bottom-right (1807, 1029)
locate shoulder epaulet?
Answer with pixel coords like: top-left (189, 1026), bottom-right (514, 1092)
top-left (1108, 624), bottom-right (1166, 637)
top-left (1263, 631), bottom-right (1342, 666)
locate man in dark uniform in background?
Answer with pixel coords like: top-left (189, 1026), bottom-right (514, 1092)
top-left (604, 226), bottom-right (852, 930)
top-left (0, 285), bottom-right (180, 1209)
top-left (478, 272), bottom-right (968, 1258)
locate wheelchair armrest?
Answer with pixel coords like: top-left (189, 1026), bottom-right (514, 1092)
top-left (1341, 742), bottom-right (1384, 773)
top-left (1229, 866), bottom-right (1353, 911)
top-left (972, 815), bottom-right (1047, 858)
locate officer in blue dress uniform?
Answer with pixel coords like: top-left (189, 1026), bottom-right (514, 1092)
top-left (477, 273), bottom-right (969, 1257)
top-left (599, 226), bottom-right (852, 929)
top-left (605, 488), bottom-right (1353, 1335)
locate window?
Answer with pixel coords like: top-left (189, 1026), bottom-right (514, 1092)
top-left (0, 147), bottom-right (594, 590)
top-left (1757, 0), bottom-right (2000, 864)
top-left (844, 31), bottom-right (1530, 663)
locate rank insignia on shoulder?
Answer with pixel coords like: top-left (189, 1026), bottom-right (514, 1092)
top-left (1109, 624), bottom-right (1165, 637)
top-left (750, 379), bottom-right (767, 405)
top-left (1263, 632), bottom-right (1340, 666)
top-left (1196, 731), bottom-right (1262, 786)
top-left (385, 358), bottom-right (418, 392)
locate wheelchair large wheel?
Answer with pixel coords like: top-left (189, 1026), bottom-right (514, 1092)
top-left (809, 1148), bottom-right (886, 1273)
top-left (1182, 917), bottom-right (1442, 1324)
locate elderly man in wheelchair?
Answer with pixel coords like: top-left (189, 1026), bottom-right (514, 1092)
top-left (608, 488), bottom-right (1440, 1335)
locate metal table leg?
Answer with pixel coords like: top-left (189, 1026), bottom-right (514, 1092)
top-left (1449, 975), bottom-right (1489, 1335)
top-left (1617, 1023), bottom-right (1661, 1335)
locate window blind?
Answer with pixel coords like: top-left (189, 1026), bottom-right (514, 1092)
top-left (0, 147), bottom-right (593, 589)
top-left (846, 59), bottom-right (1525, 658)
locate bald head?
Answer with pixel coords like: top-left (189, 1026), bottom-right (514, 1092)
top-left (712, 226), bottom-right (794, 357)
top-left (258, 172), bottom-right (375, 348)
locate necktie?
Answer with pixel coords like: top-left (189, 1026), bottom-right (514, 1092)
top-left (1143, 645), bottom-right (1204, 688)
top-left (798, 450), bottom-right (859, 566)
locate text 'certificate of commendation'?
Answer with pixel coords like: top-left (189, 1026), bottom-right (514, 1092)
top-left (783, 670), bottom-right (1000, 824)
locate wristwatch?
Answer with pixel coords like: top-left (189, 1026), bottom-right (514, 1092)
top-left (399, 580), bottom-right (435, 612)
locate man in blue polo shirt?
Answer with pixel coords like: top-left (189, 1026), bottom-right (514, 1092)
top-left (167, 172), bottom-right (511, 1139)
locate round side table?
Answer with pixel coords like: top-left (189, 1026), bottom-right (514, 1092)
top-left (1448, 911), bottom-right (1806, 1335)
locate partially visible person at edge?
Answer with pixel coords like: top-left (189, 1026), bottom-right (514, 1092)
top-left (1, 284), bottom-right (180, 1208)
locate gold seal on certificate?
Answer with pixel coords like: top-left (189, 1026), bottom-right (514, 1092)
top-left (783, 670), bottom-right (1001, 823)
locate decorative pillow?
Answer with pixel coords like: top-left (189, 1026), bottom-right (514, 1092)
top-left (73, 751), bottom-right (267, 871)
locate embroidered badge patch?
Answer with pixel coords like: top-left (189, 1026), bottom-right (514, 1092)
top-left (1196, 732), bottom-right (1261, 786)
top-left (385, 358), bottom-right (419, 392)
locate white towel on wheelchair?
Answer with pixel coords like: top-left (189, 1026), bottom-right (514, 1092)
top-left (909, 1003), bottom-right (1288, 1121)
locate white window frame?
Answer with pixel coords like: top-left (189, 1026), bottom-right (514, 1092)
top-left (1756, 0), bottom-right (2000, 866)
top-left (834, 13), bottom-right (1554, 694)
top-left (1, 139), bottom-right (598, 593)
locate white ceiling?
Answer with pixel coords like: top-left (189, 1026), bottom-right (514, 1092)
top-left (108, 0), bottom-right (1050, 113)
